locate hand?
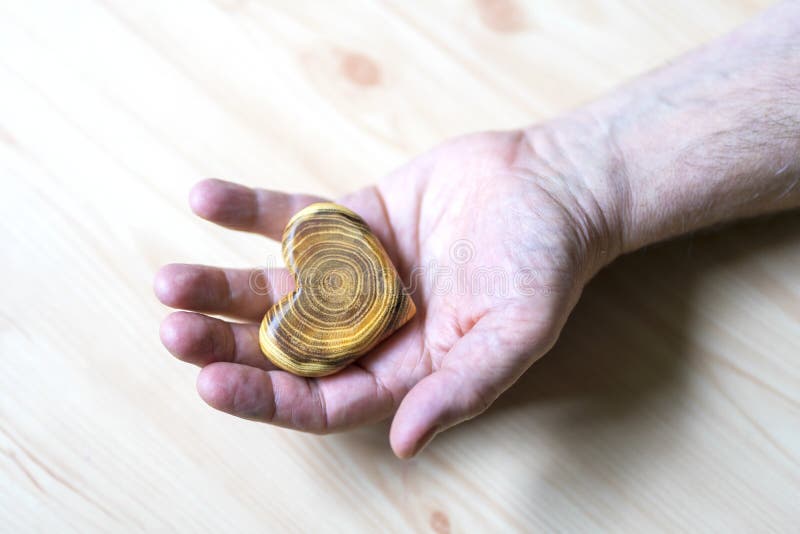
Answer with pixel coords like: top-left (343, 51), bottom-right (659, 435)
top-left (154, 124), bottom-right (624, 457)
top-left (156, 0), bottom-right (799, 459)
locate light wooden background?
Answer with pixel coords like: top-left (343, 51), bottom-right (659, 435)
top-left (2, 1), bottom-right (798, 532)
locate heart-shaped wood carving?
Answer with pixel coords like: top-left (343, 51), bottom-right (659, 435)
top-left (259, 202), bottom-right (416, 377)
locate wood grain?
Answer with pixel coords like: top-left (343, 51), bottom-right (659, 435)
top-left (259, 202), bottom-right (415, 377)
top-left (1, 1), bottom-right (797, 532)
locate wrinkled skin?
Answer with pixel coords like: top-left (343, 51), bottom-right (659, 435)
top-left (155, 125), bottom-right (621, 458)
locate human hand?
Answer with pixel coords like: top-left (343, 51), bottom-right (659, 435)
top-left (155, 123), bottom-right (625, 458)
top-left (156, 0), bottom-right (800, 459)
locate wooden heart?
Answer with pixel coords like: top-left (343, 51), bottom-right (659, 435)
top-left (259, 202), bottom-right (416, 377)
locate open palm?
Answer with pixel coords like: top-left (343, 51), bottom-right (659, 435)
top-left (156, 129), bottom-right (611, 457)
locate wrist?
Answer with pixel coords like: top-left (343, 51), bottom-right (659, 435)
top-left (516, 1), bottom-right (800, 290)
top-left (572, 1), bottom-right (800, 255)
top-left (517, 116), bottom-right (630, 286)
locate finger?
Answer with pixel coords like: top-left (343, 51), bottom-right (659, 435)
top-left (154, 263), bottom-right (293, 322)
top-left (160, 311), bottom-right (276, 371)
top-left (189, 178), bottom-right (326, 240)
top-left (389, 311), bottom-right (555, 458)
top-left (196, 362), bottom-right (397, 433)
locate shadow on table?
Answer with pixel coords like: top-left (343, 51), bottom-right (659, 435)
top-left (335, 210), bottom-right (800, 493)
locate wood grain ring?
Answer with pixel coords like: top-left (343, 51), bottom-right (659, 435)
top-left (258, 202), bottom-right (416, 377)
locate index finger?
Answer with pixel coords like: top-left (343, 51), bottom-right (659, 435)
top-left (196, 362), bottom-right (397, 433)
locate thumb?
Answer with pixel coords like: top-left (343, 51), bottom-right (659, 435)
top-left (389, 312), bottom-right (555, 459)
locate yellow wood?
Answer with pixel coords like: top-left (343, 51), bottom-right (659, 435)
top-left (2, 1), bottom-right (797, 532)
top-left (259, 202), bottom-right (415, 376)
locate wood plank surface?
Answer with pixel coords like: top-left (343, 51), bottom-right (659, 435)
top-left (1, 1), bottom-right (798, 532)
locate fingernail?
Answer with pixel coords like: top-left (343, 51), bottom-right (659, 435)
top-left (411, 426), bottom-right (440, 457)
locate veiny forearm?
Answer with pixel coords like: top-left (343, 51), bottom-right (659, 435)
top-left (561, 0), bottom-right (800, 257)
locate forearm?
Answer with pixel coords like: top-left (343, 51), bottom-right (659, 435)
top-left (544, 1), bottom-right (800, 263)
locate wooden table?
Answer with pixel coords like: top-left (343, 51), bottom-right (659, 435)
top-left (2, 1), bottom-right (798, 531)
